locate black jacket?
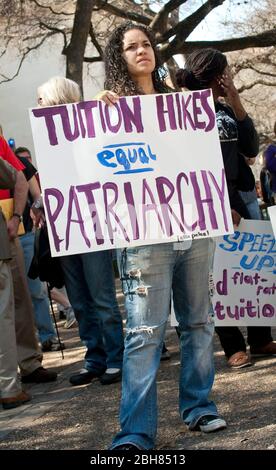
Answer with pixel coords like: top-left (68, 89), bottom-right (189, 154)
top-left (215, 102), bottom-right (259, 217)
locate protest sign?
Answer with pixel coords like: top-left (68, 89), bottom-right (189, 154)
top-left (268, 205), bottom-right (276, 237)
top-left (212, 219), bottom-right (276, 326)
top-left (29, 91), bottom-right (233, 256)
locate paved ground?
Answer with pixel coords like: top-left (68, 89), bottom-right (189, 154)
top-left (0, 300), bottom-right (275, 451)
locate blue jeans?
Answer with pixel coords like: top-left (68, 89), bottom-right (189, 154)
top-left (20, 232), bottom-right (56, 344)
top-left (60, 250), bottom-right (124, 372)
top-left (111, 239), bottom-right (218, 450)
top-left (239, 191), bottom-right (261, 220)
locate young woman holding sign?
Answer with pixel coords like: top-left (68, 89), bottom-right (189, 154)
top-left (176, 48), bottom-right (276, 369)
top-left (101, 22), bottom-right (226, 451)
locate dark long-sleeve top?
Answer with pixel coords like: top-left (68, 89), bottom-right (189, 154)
top-left (215, 102), bottom-right (259, 217)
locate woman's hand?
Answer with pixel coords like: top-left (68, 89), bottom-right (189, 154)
top-left (217, 69), bottom-right (239, 104)
top-left (217, 67), bottom-right (247, 121)
top-left (30, 208), bottom-right (45, 228)
top-left (94, 90), bottom-right (119, 106)
top-left (231, 209), bottom-right (241, 229)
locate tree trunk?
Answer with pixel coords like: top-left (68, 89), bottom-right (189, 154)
top-left (65, 0), bottom-right (95, 94)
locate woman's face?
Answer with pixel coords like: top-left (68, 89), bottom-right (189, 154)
top-left (122, 29), bottom-right (156, 79)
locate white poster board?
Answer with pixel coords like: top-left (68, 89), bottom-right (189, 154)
top-left (212, 219), bottom-right (276, 326)
top-left (29, 91), bottom-right (233, 256)
top-left (268, 205), bottom-right (276, 237)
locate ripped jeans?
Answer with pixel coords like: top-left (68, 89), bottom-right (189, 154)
top-left (111, 238), bottom-right (218, 450)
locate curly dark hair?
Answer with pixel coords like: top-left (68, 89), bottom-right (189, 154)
top-left (175, 48), bottom-right (227, 91)
top-left (104, 21), bottom-right (170, 96)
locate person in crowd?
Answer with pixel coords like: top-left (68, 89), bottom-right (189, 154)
top-left (0, 134), bottom-right (57, 383)
top-left (14, 147), bottom-right (32, 163)
top-left (0, 157), bottom-right (31, 409)
top-left (239, 155), bottom-right (261, 220)
top-left (35, 76), bottom-right (124, 386)
top-left (264, 122), bottom-right (276, 204)
top-left (176, 48), bottom-right (276, 369)
top-left (14, 146), bottom-right (64, 352)
top-left (260, 163), bottom-right (274, 211)
top-left (101, 22), bottom-right (226, 451)
top-left (14, 147), bottom-right (76, 329)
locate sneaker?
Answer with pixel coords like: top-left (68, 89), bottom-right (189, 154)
top-left (113, 444), bottom-right (141, 450)
top-left (69, 368), bottom-right (105, 386)
top-left (63, 306), bottom-right (77, 329)
top-left (250, 341), bottom-right (276, 357)
top-left (1, 391), bottom-right (31, 410)
top-left (41, 338), bottom-right (65, 352)
top-left (100, 368), bottom-right (122, 385)
top-left (227, 351), bottom-right (252, 369)
top-left (194, 415), bottom-right (227, 433)
top-left (21, 367), bottom-right (57, 383)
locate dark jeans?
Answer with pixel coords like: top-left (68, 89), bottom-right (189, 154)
top-left (60, 250), bottom-right (124, 372)
top-left (215, 326), bottom-right (273, 358)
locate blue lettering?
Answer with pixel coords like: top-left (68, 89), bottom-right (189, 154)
top-left (96, 142), bottom-right (157, 175)
top-left (240, 254), bottom-right (258, 270)
top-left (239, 232), bottom-right (255, 251)
top-left (138, 147), bottom-right (149, 164)
top-left (97, 150), bottom-right (117, 168)
top-left (115, 149), bottom-right (130, 170)
top-left (219, 232), bottom-right (240, 252)
top-left (256, 255), bottom-right (274, 271)
top-left (128, 148), bottom-right (137, 164)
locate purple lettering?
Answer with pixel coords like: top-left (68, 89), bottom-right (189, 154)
top-left (120, 97), bottom-right (144, 133)
top-left (77, 101), bottom-right (99, 138)
top-left (192, 92), bottom-right (205, 130)
top-left (190, 171), bottom-right (218, 230)
top-left (142, 179), bottom-right (164, 238)
top-left (156, 176), bottom-right (184, 236)
top-left (208, 170), bottom-right (228, 231)
top-left (61, 105), bottom-right (80, 142)
top-left (214, 301), bottom-right (225, 320)
top-left (181, 94), bottom-right (196, 130)
top-left (32, 107), bottom-right (62, 146)
top-left (262, 304), bottom-right (275, 317)
top-left (103, 182), bottom-right (130, 243)
top-left (175, 93), bottom-right (183, 129)
top-left (104, 103), bottom-right (122, 133)
top-left (216, 269), bottom-right (228, 295)
top-left (124, 182), bottom-right (139, 240)
top-left (44, 188), bottom-right (64, 251)
top-left (176, 172), bottom-right (197, 231)
top-left (76, 182), bottom-right (104, 245)
top-left (65, 186), bottom-right (91, 250)
top-left (200, 89), bottom-right (215, 131)
top-left (156, 94), bottom-right (177, 132)
top-left (98, 100), bottom-right (107, 133)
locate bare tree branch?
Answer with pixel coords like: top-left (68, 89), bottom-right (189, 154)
top-left (238, 79), bottom-right (276, 93)
top-left (150, 0), bottom-right (188, 32)
top-left (83, 56), bottom-right (103, 63)
top-left (29, 0), bottom-right (74, 16)
top-left (244, 64), bottom-right (276, 78)
top-left (89, 21), bottom-right (103, 58)
top-left (94, 0), bottom-right (151, 25)
top-left (158, 0), bottom-right (225, 43)
top-left (0, 32), bottom-right (57, 84)
top-left (160, 28), bottom-right (276, 62)
top-left (39, 21), bottom-right (68, 50)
